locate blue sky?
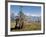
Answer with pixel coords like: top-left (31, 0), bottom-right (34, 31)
top-left (10, 5), bottom-right (41, 16)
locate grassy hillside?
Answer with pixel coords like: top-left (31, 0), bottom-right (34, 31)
top-left (10, 21), bottom-right (41, 31)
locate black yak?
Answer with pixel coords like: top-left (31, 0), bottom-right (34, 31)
top-left (15, 16), bottom-right (24, 29)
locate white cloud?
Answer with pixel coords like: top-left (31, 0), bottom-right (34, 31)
top-left (24, 13), bottom-right (31, 16)
top-left (24, 13), bottom-right (41, 16)
top-left (31, 14), bottom-right (41, 17)
top-left (11, 11), bottom-right (41, 17)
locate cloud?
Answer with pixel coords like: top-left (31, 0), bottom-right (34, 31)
top-left (24, 13), bottom-right (31, 16)
top-left (11, 10), bottom-right (41, 17)
top-left (24, 12), bottom-right (41, 16)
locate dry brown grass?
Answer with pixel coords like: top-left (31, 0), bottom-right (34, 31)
top-left (11, 21), bottom-right (41, 31)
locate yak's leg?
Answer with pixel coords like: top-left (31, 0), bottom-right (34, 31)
top-left (21, 21), bottom-right (24, 29)
top-left (15, 20), bottom-right (17, 29)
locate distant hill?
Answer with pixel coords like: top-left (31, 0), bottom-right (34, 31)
top-left (14, 15), bottom-right (41, 23)
top-left (25, 16), bottom-right (41, 22)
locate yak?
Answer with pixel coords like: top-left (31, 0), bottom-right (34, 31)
top-left (15, 16), bottom-right (24, 29)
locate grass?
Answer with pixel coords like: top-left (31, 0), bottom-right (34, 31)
top-left (10, 21), bottom-right (41, 31)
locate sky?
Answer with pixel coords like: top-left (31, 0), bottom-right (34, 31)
top-left (10, 5), bottom-right (41, 16)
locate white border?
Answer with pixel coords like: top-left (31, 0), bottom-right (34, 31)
top-left (8, 2), bottom-right (43, 35)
